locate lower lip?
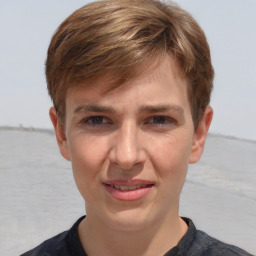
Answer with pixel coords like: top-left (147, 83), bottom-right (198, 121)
top-left (103, 184), bottom-right (153, 201)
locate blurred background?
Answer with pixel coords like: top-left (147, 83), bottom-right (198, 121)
top-left (0, 0), bottom-right (256, 141)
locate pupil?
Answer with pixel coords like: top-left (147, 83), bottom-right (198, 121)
top-left (154, 116), bottom-right (165, 124)
top-left (92, 116), bottom-right (103, 124)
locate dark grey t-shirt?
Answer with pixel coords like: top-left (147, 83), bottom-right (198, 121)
top-left (21, 216), bottom-right (254, 256)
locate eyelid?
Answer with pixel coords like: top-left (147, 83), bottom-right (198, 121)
top-left (146, 115), bottom-right (176, 124)
top-left (81, 115), bottom-right (112, 126)
top-left (79, 115), bottom-right (177, 128)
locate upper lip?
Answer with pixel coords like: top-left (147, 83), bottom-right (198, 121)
top-left (103, 179), bottom-right (155, 186)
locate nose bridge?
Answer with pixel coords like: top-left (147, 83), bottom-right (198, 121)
top-left (111, 120), bottom-right (145, 169)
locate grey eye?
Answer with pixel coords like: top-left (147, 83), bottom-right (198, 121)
top-left (86, 116), bottom-right (104, 124)
top-left (153, 116), bottom-right (167, 124)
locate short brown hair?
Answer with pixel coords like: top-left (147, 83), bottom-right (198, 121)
top-left (46, 0), bottom-right (214, 129)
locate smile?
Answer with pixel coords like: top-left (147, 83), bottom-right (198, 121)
top-left (108, 184), bottom-right (151, 191)
top-left (103, 181), bottom-right (154, 201)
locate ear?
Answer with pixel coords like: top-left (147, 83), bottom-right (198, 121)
top-left (189, 106), bottom-right (213, 164)
top-left (49, 107), bottom-right (71, 161)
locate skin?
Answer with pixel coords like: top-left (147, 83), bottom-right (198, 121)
top-left (50, 56), bottom-right (213, 256)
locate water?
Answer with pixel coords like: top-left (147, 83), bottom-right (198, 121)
top-left (188, 134), bottom-right (256, 201)
top-left (0, 128), bottom-right (255, 255)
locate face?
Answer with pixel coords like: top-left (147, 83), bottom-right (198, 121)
top-left (51, 56), bottom-right (212, 232)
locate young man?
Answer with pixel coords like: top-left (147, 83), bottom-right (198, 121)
top-left (22, 0), bottom-right (253, 255)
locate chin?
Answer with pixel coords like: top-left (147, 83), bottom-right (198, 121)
top-left (104, 208), bottom-right (154, 232)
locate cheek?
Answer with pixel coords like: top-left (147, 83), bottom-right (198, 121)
top-left (146, 135), bottom-right (191, 207)
top-left (149, 133), bottom-right (192, 179)
top-left (69, 134), bottom-right (108, 167)
top-left (67, 135), bottom-right (109, 196)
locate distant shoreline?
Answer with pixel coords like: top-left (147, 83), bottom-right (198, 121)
top-left (0, 125), bottom-right (255, 144)
top-left (0, 126), bottom-right (54, 135)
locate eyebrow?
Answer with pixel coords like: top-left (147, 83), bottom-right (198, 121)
top-left (74, 104), bottom-right (115, 114)
top-left (139, 104), bottom-right (184, 115)
top-left (73, 103), bottom-right (184, 116)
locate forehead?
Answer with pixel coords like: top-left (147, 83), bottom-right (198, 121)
top-left (66, 56), bottom-right (190, 114)
top-left (67, 55), bottom-right (187, 99)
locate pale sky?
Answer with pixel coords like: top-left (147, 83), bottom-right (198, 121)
top-left (1, 0), bottom-right (256, 141)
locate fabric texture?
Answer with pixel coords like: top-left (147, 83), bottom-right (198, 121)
top-left (21, 216), bottom-right (254, 256)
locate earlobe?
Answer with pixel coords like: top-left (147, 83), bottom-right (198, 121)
top-left (189, 106), bottom-right (213, 164)
top-left (49, 107), bottom-right (71, 161)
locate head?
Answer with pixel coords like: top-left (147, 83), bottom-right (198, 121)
top-left (46, 0), bottom-right (214, 130)
top-left (47, 0), bottom-right (214, 233)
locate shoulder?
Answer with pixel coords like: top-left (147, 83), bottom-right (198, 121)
top-left (175, 218), bottom-right (254, 256)
top-left (21, 231), bottom-right (69, 256)
top-left (20, 216), bottom-right (86, 256)
top-left (191, 229), bottom-right (254, 256)
top-left (20, 230), bottom-right (70, 256)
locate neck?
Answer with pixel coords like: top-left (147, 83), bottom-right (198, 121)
top-left (78, 210), bottom-right (188, 256)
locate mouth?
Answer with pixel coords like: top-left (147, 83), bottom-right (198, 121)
top-left (105, 184), bottom-right (153, 191)
top-left (103, 181), bottom-right (154, 201)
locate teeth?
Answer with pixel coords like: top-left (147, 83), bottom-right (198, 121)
top-left (110, 184), bottom-right (148, 191)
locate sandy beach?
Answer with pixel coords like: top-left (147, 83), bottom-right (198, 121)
top-left (0, 127), bottom-right (255, 255)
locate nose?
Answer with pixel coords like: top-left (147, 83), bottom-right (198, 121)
top-left (109, 121), bottom-right (146, 170)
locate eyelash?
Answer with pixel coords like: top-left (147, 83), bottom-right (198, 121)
top-left (81, 115), bottom-right (175, 128)
top-left (82, 116), bottom-right (111, 126)
top-left (146, 116), bottom-right (175, 126)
